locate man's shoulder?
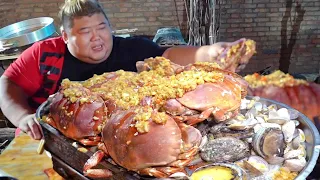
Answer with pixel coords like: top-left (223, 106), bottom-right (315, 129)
top-left (35, 36), bottom-right (65, 53)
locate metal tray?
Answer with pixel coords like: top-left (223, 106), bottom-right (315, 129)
top-left (36, 96), bottom-right (320, 180)
top-left (0, 17), bottom-right (56, 49)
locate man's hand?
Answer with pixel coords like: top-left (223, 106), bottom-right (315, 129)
top-left (18, 114), bottom-right (43, 140)
top-left (207, 38), bottom-right (256, 72)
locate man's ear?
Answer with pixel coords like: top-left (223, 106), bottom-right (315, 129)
top-left (61, 27), bottom-right (68, 44)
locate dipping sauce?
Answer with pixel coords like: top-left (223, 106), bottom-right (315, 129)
top-left (191, 166), bottom-right (235, 180)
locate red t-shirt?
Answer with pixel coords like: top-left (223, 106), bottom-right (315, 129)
top-left (4, 37), bottom-right (65, 111)
top-left (4, 36), bottom-right (165, 111)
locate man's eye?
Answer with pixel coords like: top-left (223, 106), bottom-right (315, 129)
top-left (98, 25), bottom-right (106, 30)
top-left (80, 30), bottom-right (90, 34)
top-left (79, 29), bottom-right (90, 34)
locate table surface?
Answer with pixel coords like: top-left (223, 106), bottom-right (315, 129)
top-left (0, 54), bottom-right (20, 61)
top-left (0, 132), bottom-right (64, 180)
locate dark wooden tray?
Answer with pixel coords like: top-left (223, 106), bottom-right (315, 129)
top-left (40, 121), bottom-right (140, 180)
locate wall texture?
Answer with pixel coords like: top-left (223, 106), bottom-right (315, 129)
top-left (0, 0), bottom-right (187, 37)
top-left (219, 0), bottom-right (320, 75)
top-left (0, 0), bottom-right (319, 75)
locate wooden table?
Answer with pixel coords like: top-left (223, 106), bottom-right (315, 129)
top-left (0, 131), bottom-right (64, 180)
top-left (0, 54), bottom-right (18, 70)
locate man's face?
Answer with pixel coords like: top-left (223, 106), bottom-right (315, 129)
top-left (62, 13), bottom-right (113, 64)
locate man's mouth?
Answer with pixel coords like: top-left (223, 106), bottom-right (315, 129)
top-left (92, 45), bottom-right (103, 51)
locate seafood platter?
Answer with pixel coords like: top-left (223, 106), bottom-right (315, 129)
top-left (36, 39), bottom-right (320, 180)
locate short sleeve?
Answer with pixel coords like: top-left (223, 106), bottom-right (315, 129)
top-left (3, 43), bottom-right (42, 96)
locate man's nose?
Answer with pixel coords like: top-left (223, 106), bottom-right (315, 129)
top-left (91, 30), bottom-right (100, 41)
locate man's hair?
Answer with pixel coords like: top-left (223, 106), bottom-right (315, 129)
top-left (59, 0), bottom-right (109, 30)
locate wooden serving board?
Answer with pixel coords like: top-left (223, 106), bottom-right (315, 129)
top-left (40, 121), bottom-right (141, 180)
top-left (0, 132), bottom-right (63, 180)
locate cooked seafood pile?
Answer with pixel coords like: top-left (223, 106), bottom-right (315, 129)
top-left (45, 56), bottom-right (248, 178)
top-left (245, 71), bottom-right (320, 125)
top-left (41, 39), bottom-right (308, 179)
top-left (194, 96), bottom-right (307, 180)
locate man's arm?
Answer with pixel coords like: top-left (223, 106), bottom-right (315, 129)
top-left (0, 42), bottom-right (43, 140)
top-left (162, 45), bottom-right (218, 66)
top-left (162, 38), bottom-right (256, 72)
top-left (0, 76), bottom-right (42, 139)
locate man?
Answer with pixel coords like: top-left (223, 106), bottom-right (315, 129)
top-left (0, 0), bottom-right (252, 140)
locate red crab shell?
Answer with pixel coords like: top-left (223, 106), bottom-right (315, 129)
top-left (102, 108), bottom-right (202, 176)
top-left (45, 85), bottom-right (108, 141)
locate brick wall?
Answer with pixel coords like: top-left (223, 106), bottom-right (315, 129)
top-left (219, 0), bottom-right (320, 75)
top-left (0, 0), bottom-right (319, 75)
top-left (0, 0), bottom-right (187, 37)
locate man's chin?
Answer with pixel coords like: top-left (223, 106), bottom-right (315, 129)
top-left (89, 55), bottom-right (108, 64)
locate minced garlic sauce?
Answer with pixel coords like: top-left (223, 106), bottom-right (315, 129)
top-left (244, 70), bottom-right (307, 88)
top-left (60, 57), bottom-right (241, 133)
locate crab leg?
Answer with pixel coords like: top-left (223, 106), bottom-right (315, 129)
top-left (138, 147), bottom-right (198, 178)
top-left (138, 167), bottom-right (183, 178)
top-left (83, 150), bottom-right (113, 178)
top-left (78, 136), bottom-right (102, 146)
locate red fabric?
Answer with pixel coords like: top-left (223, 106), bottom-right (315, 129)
top-left (4, 42), bottom-right (42, 96)
top-left (4, 37), bottom-right (66, 110)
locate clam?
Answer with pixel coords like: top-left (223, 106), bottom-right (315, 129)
top-left (283, 149), bottom-right (303, 160)
top-left (243, 156), bottom-right (269, 176)
top-left (253, 102), bottom-right (263, 112)
top-left (283, 157), bottom-right (307, 172)
top-left (291, 129), bottom-right (305, 150)
top-left (288, 109), bottom-right (299, 120)
top-left (252, 127), bottom-right (285, 158)
top-left (264, 156), bottom-right (285, 165)
top-left (253, 123), bottom-right (281, 134)
top-left (227, 117), bottom-right (258, 130)
top-left (200, 137), bottom-right (250, 163)
top-left (282, 121), bottom-right (296, 143)
top-left (190, 163), bottom-right (245, 180)
top-left (199, 135), bottom-right (208, 150)
top-left (267, 108), bottom-right (291, 125)
top-left (246, 97), bottom-right (260, 109)
top-left (240, 98), bottom-right (251, 110)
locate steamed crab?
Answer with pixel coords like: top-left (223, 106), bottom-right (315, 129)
top-left (43, 38), bottom-right (256, 178)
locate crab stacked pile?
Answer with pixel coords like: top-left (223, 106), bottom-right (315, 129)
top-left (42, 38), bottom-right (310, 180)
top-left (43, 38), bottom-right (256, 179)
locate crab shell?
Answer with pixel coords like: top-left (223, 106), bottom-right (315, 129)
top-left (46, 86), bottom-right (108, 140)
top-left (102, 108), bottom-right (202, 172)
top-left (163, 69), bottom-right (248, 122)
